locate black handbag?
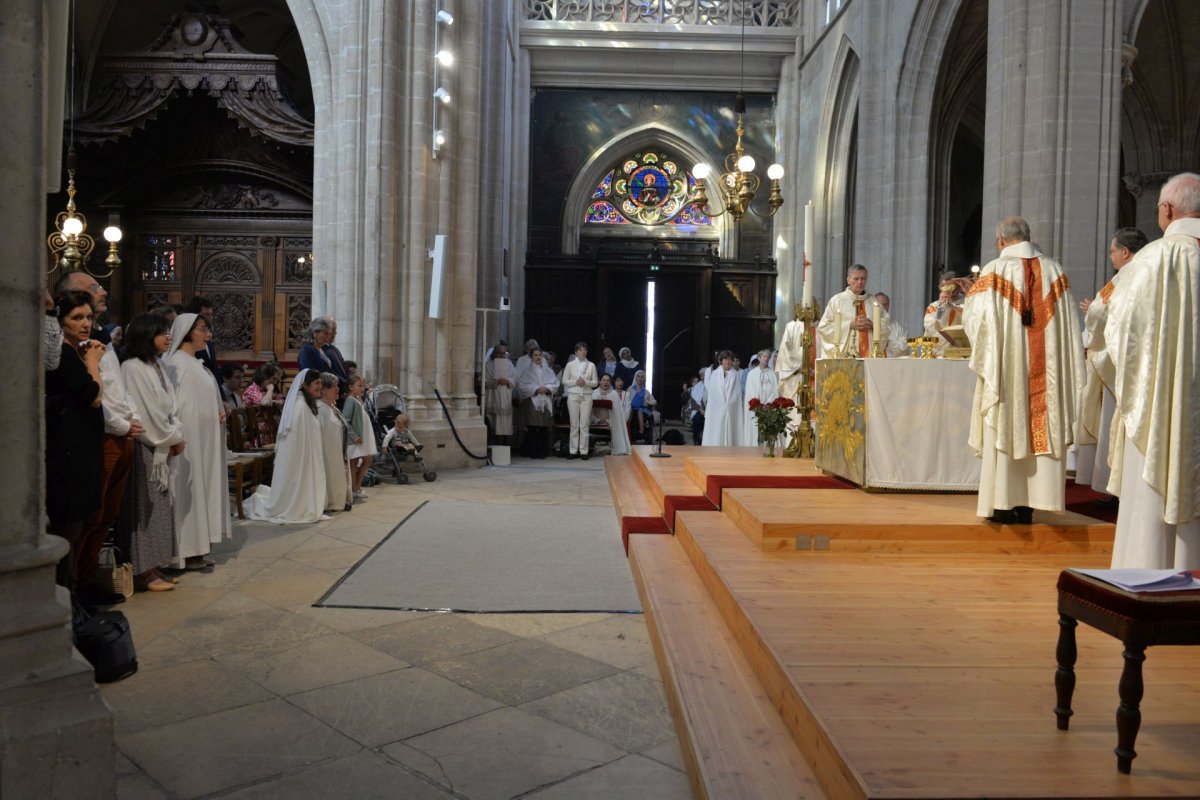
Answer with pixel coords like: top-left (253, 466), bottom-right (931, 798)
top-left (73, 606), bottom-right (138, 684)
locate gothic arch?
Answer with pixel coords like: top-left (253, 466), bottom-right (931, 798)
top-left (817, 37), bottom-right (860, 284)
top-left (560, 123), bottom-right (735, 256)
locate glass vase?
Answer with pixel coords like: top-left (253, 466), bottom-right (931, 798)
top-left (762, 438), bottom-right (776, 458)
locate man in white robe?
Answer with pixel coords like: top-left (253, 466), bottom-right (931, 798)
top-left (1075, 227), bottom-right (1147, 492)
top-left (874, 292), bottom-right (911, 358)
top-left (701, 350), bottom-right (742, 446)
top-left (816, 265), bottom-right (892, 358)
top-left (740, 350), bottom-right (780, 446)
top-left (775, 308), bottom-right (808, 401)
top-left (923, 282), bottom-right (964, 356)
top-left (964, 217), bottom-right (1084, 524)
top-left (1094, 173), bottom-right (1200, 569)
top-left (484, 343), bottom-right (515, 443)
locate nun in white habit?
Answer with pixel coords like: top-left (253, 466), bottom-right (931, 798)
top-left (739, 350), bottom-right (780, 446)
top-left (164, 313), bottom-right (230, 567)
top-left (246, 369), bottom-right (328, 524)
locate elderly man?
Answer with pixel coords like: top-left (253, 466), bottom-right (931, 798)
top-left (53, 270), bottom-right (144, 604)
top-left (816, 264), bottom-right (891, 358)
top-left (963, 217), bottom-right (1083, 525)
top-left (1095, 173), bottom-right (1200, 569)
top-left (1075, 227), bottom-right (1148, 493)
top-left (321, 317), bottom-right (350, 395)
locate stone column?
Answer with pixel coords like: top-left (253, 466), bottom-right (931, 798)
top-left (982, 0), bottom-right (1124, 294)
top-left (0, 2), bottom-right (116, 797)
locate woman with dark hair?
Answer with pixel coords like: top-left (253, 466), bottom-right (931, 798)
top-left (246, 369), bottom-right (328, 523)
top-left (165, 313), bottom-right (229, 569)
top-left (119, 312), bottom-right (184, 592)
top-left (45, 290), bottom-right (106, 590)
top-left (243, 363), bottom-right (282, 407)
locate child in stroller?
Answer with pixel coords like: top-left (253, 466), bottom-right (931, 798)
top-left (380, 413), bottom-right (437, 484)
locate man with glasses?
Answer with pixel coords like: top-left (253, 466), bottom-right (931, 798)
top-left (51, 271), bottom-right (143, 605)
top-left (1095, 172), bottom-right (1200, 569)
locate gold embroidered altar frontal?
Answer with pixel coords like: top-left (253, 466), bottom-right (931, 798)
top-left (815, 358), bottom-right (980, 490)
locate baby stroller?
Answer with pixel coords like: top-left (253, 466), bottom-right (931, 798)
top-left (367, 384), bottom-right (436, 484)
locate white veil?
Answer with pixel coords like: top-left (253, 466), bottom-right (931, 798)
top-left (166, 313), bottom-right (199, 360)
top-left (279, 368), bottom-right (312, 440)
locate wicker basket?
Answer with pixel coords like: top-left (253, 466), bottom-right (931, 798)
top-left (96, 544), bottom-right (134, 599)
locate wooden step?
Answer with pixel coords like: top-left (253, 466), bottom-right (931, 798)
top-left (605, 455), bottom-right (669, 552)
top-left (628, 532), bottom-right (825, 800)
top-left (631, 445), bottom-right (716, 531)
top-left (721, 488), bottom-right (1114, 555)
top-left (682, 454), bottom-right (849, 505)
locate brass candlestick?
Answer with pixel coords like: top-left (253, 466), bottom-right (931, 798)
top-left (870, 337), bottom-right (886, 359)
top-left (784, 298), bottom-right (820, 459)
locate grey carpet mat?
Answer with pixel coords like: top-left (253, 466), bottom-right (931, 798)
top-left (316, 501), bottom-right (642, 613)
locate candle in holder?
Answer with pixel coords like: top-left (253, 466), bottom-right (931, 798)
top-left (833, 310), bottom-right (842, 354)
top-left (873, 302), bottom-right (882, 343)
top-left (802, 201), bottom-right (814, 307)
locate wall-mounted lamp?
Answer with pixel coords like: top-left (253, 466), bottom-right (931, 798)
top-left (436, 9), bottom-right (454, 25)
top-left (433, 87), bottom-right (451, 104)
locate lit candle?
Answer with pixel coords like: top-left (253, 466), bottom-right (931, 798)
top-left (873, 302), bottom-right (882, 344)
top-left (802, 201), bottom-right (814, 307)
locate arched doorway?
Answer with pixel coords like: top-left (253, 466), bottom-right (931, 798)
top-left (929, 0), bottom-right (986, 294)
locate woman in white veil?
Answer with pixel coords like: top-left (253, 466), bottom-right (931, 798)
top-left (246, 369), bottom-right (327, 523)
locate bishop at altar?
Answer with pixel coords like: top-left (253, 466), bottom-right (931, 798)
top-left (816, 265), bottom-right (894, 359)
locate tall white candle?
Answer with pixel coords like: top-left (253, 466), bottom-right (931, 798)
top-left (802, 201), bottom-right (814, 307)
top-left (833, 310), bottom-right (842, 354)
top-left (873, 302), bottom-right (882, 344)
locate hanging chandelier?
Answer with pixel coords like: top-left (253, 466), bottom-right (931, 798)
top-left (48, 0), bottom-right (121, 277)
top-left (689, 2), bottom-right (784, 223)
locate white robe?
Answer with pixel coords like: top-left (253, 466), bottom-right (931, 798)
top-left (592, 387), bottom-right (631, 455)
top-left (701, 367), bottom-right (743, 446)
top-left (121, 358), bottom-right (185, 491)
top-left (484, 357), bottom-right (515, 435)
top-left (247, 379), bottom-right (327, 524)
top-left (165, 350), bottom-right (230, 563)
top-left (740, 367), bottom-right (780, 446)
top-left (964, 242), bottom-right (1084, 516)
top-left (1076, 269), bottom-right (1124, 492)
top-left (318, 400), bottom-right (352, 512)
top-left (816, 288), bottom-right (891, 359)
top-left (775, 319), bottom-right (808, 400)
top-left (1095, 217), bottom-right (1200, 568)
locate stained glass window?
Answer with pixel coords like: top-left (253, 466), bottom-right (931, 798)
top-left (584, 151), bottom-right (712, 227)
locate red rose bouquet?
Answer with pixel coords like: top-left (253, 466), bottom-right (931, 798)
top-left (748, 396), bottom-right (795, 455)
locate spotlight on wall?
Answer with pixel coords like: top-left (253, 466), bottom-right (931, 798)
top-left (436, 49), bottom-right (454, 66)
top-left (436, 9), bottom-right (454, 25)
top-left (434, 129), bottom-right (446, 147)
top-left (433, 87), bottom-right (451, 104)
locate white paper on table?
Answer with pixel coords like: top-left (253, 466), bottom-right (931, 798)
top-left (1072, 568), bottom-right (1200, 593)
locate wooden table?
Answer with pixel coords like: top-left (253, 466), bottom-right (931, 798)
top-left (1054, 569), bottom-right (1200, 773)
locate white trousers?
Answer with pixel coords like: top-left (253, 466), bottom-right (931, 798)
top-left (976, 425), bottom-right (1066, 517)
top-left (567, 393), bottom-right (593, 455)
top-left (1111, 435), bottom-right (1200, 569)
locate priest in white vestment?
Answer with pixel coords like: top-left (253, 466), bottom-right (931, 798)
top-left (701, 350), bottom-right (743, 446)
top-left (740, 350), bottom-right (780, 446)
top-left (963, 217), bottom-right (1084, 524)
top-left (776, 309), bottom-right (808, 400)
top-left (816, 265), bottom-right (891, 358)
top-left (1075, 228), bottom-right (1148, 492)
top-left (1093, 173), bottom-right (1200, 569)
top-left (164, 313), bottom-right (229, 568)
top-left (923, 283), bottom-right (964, 356)
top-left (317, 373), bottom-right (352, 512)
top-left (484, 343), bottom-right (515, 443)
top-left (246, 369), bottom-right (328, 524)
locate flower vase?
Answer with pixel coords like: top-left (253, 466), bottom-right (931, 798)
top-left (762, 439), bottom-right (776, 458)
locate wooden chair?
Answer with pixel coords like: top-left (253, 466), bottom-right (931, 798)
top-left (1054, 568), bottom-right (1200, 773)
top-left (226, 407), bottom-right (273, 519)
top-left (245, 404), bottom-right (281, 450)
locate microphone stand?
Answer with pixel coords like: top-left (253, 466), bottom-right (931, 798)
top-left (649, 326), bottom-right (692, 459)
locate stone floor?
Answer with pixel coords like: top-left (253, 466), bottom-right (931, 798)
top-left (105, 456), bottom-right (691, 800)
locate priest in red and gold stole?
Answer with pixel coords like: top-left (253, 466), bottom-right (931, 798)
top-left (815, 264), bottom-right (890, 359)
top-left (963, 216), bottom-right (1084, 524)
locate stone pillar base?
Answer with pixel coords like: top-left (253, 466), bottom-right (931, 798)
top-left (0, 537), bottom-right (116, 799)
top-left (410, 419), bottom-right (489, 472)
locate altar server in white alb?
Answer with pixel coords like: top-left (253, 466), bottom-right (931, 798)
top-left (1094, 173), bottom-right (1200, 569)
top-left (1074, 227), bottom-right (1147, 493)
top-left (740, 350), bottom-right (779, 446)
top-left (164, 313), bottom-right (229, 568)
top-left (963, 217), bottom-right (1083, 524)
top-left (873, 292), bottom-right (911, 357)
top-left (484, 343), bottom-right (515, 444)
top-left (702, 350), bottom-right (742, 446)
top-left (816, 264), bottom-right (891, 358)
top-left (775, 308), bottom-right (808, 400)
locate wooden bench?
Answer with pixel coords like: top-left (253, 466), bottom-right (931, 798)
top-left (1054, 568), bottom-right (1200, 773)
